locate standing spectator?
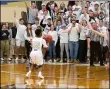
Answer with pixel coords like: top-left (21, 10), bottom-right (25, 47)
top-left (78, 20), bottom-right (89, 63)
top-left (54, 7), bottom-right (59, 17)
top-left (72, 1), bottom-right (82, 23)
top-left (0, 24), bottom-right (11, 61)
top-left (38, 3), bottom-right (50, 23)
top-left (79, 8), bottom-right (89, 23)
top-left (55, 20), bottom-right (62, 62)
top-left (46, 1), bottom-right (57, 21)
top-left (93, 2), bottom-right (100, 17)
top-left (87, 21), bottom-right (106, 66)
top-left (24, 23), bottom-right (35, 60)
top-left (48, 24), bottom-right (58, 62)
top-left (68, 18), bottom-right (79, 63)
top-left (10, 23), bottom-right (17, 57)
top-left (98, 19), bottom-right (108, 63)
top-left (40, 15), bottom-right (52, 61)
top-left (14, 11), bottom-right (27, 60)
top-left (59, 2), bottom-right (67, 13)
top-left (25, 2), bottom-right (38, 25)
top-left (40, 16), bottom-right (52, 34)
top-left (32, 18), bottom-right (41, 31)
top-left (58, 24), bottom-right (69, 62)
top-left (6, 23), bottom-right (12, 60)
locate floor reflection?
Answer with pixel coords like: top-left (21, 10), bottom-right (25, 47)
top-left (1, 63), bottom-right (109, 88)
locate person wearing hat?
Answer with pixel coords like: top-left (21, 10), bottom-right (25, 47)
top-left (38, 3), bottom-right (50, 23)
top-left (58, 23), bottom-right (69, 62)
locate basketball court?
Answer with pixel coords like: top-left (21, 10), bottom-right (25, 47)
top-left (0, 1), bottom-right (110, 88)
top-left (1, 60), bottom-right (109, 88)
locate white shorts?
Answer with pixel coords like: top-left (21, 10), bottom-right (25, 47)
top-left (16, 39), bottom-right (25, 47)
top-left (30, 50), bottom-right (43, 65)
top-left (11, 38), bottom-right (16, 46)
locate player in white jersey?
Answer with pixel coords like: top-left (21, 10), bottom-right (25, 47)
top-left (26, 28), bottom-right (48, 79)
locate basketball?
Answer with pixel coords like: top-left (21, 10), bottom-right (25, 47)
top-left (44, 35), bottom-right (53, 43)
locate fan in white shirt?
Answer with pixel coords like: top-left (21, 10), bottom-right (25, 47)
top-left (14, 11), bottom-right (27, 60)
top-left (48, 24), bottom-right (58, 62)
top-left (72, 1), bottom-right (82, 21)
top-left (58, 24), bottom-right (69, 62)
top-left (32, 18), bottom-right (41, 31)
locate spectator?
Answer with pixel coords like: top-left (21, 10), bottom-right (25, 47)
top-left (0, 24), bottom-right (11, 61)
top-left (14, 11), bottom-right (27, 60)
top-left (55, 20), bottom-right (62, 62)
top-left (40, 16), bottom-right (52, 34)
top-left (54, 7), bottom-right (59, 19)
top-left (72, 1), bottom-right (82, 23)
top-left (25, 2), bottom-right (38, 25)
top-left (78, 20), bottom-right (89, 63)
top-left (58, 24), bottom-right (69, 62)
top-left (32, 18), bottom-right (41, 31)
top-left (24, 23), bottom-right (35, 60)
top-left (59, 2), bottom-right (67, 13)
top-left (38, 3), bottom-right (50, 23)
top-left (79, 7), bottom-right (89, 23)
top-left (93, 2), bottom-right (100, 17)
top-left (68, 18), bottom-right (79, 63)
top-left (48, 24), bottom-right (58, 62)
top-left (46, 1), bottom-right (57, 21)
top-left (10, 23), bottom-right (17, 58)
top-left (98, 19), bottom-right (108, 63)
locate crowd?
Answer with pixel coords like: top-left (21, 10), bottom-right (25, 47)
top-left (0, 1), bottom-right (110, 66)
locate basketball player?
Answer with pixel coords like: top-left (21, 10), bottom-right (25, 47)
top-left (26, 28), bottom-right (48, 79)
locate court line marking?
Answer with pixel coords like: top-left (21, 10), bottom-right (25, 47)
top-left (1, 63), bottom-right (106, 66)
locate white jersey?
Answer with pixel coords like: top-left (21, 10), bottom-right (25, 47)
top-left (31, 37), bottom-right (47, 51)
top-left (30, 37), bottom-right (48, 65)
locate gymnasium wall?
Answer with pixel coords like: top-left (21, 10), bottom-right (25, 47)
top-left (1, 1), bottom-right (68, 23)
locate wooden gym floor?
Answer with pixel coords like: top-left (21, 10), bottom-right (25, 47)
top-left (1, 60), bottom-right (109, 88)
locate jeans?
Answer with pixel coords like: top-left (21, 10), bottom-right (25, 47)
top-left (60, 43), bottom-right (69, 60)
top-left (69, 41), bottom-right (79, 60)
top-left (49, 40), bottom-right (56, 59)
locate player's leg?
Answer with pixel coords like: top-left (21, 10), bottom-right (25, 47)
top-left (15, 39), bottom-right (21, 60)
top-left (37, 65), bottom-right (44, 79)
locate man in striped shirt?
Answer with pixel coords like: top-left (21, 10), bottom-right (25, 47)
top-left (87, 20), bottom-right (107, 66)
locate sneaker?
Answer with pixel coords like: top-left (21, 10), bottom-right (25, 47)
top-left (26, 71), bottom-right (31, 78)
top-left (38, 72), bottom-right (44, 79)
top-left (48, 59), bottom-right (52, 63)
top-left (16, 57), bottom-right (19, 61)
top-left (54, 59), bottom-right (56, 62)
top-left (60, 60), bottom-right (63, 63)
top-left (25, 80), bottom-right (31, 85)
top-left (8, 58), bottom-right (12, 61)
top-left (1, 58), bottom-right (4, 61)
